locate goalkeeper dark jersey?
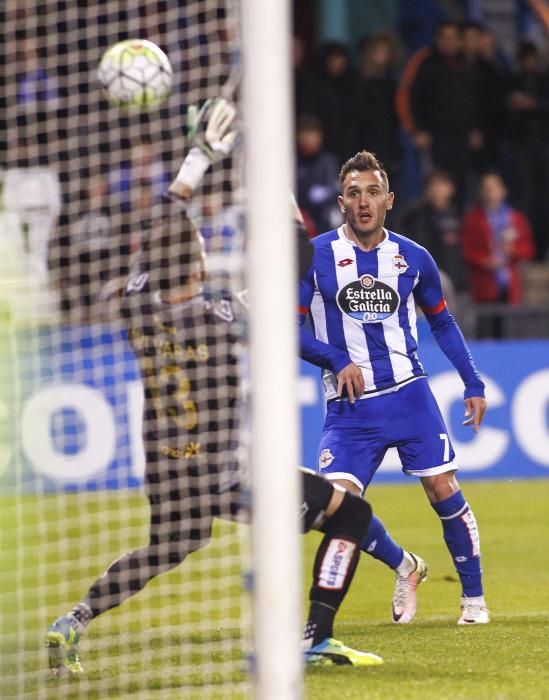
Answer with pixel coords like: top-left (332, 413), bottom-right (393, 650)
top-left (123, 272), bottom-right (242, 494)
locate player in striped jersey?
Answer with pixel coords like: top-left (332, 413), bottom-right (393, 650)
top-left (299, 151), bottom-right (489, 625)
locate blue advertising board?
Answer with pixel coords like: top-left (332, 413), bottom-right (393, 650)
top-left (1, 324), bottom-right (548, 492)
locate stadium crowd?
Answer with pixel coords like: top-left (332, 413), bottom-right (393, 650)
top-left (293, 9), bottom-right (549, 338)
top-left (1, 2), bottom-right (548, 339)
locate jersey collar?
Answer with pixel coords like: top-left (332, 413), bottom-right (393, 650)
top-left (152, 290), bottom-right (204, 310)
top-left (338, 225), bottom-right (389, 250)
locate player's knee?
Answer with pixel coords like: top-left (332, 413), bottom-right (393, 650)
top-left (323, 491), bottom-right (372, 542)
top-left (422, 471), bottom-right (459, 503)
top-left (147, 528), bottom-right (210, 566)
top-left (301, 471), bottom-right (334, 532)
top-left (185, 532), bottom-right (212, 555)
top-left (183, 518), bottom-right (214, 554)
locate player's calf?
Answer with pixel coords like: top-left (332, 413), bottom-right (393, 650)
top-left (303, 489), bottom-right (371, 649)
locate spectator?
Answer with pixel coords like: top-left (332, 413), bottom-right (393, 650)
top-left (353, 33), bottom-right (402, 192)
top-left (397, 0), bottom-right (449, 54)
top-left (461, 21), bottom-right (484, 69)
top-left (474, 27), bottom-right (511, 173)
top-left (293, 34), bottom-right (320, 119)
top-left (505, 41), bottom-right (549, 260)
top-left (459, 22), bottom-right (511, 178)
top-left (408, 22), bottom-right (484, 210)
top-left (399, 170), bottom-right (466, 297)
top-left (461, 172), bottom-right (535, 306)
top-left (313, 42), bottom-right (357, 162)
top-left (108, 138), bottom-right (170, 217)
top-left (197, 186), bottom-right (240, 257)
top-left (73, 179), bottom-right (111, 317)
top-left (15, 33), bottom-right (59, 111)
top-left (395, 42), bottom-right (432, 203)
top-left (296, 115), bottom-right (340, 235)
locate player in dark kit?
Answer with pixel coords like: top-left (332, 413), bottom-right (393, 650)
top-left (45, 98), bottom-right (383, 675)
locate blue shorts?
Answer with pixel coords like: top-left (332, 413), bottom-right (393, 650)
top-left (316, 378), bottom-right (457, 493)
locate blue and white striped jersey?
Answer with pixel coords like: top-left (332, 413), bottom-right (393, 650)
top-left (299, 226), bottom-right (484, 401)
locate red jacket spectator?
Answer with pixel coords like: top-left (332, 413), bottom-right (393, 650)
top-left (461, 173), bottom-right (535, 304)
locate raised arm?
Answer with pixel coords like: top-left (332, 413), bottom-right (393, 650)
top-left (168, 97), bottom-right (238, 202)
top-left (101, 98), bottom-right (238, 309)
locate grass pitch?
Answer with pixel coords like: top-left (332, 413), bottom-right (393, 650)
top-left (1, 479), bottom-right (548, 699)
top-left (304, 478), bottom-right (549, 700)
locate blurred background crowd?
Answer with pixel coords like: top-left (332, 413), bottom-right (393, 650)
top-left (0, 0), bottom-right (548, 339)
top-left (293, 0), bottom-right (549, 338)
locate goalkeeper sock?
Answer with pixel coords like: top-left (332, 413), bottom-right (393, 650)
top-left (302, 601), bottom-right (337, 649)
top-left (361, 515), bottom-right (404, 570)
top-left (68, 602), bottom-right (93, 634)
top-left (431, 490), bottom-right (483, 597)
top-left (305, 492), bottom-right (371, 646)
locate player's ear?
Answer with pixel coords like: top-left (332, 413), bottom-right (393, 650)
top-left (338, 194), bottom-right (345, 213)
top-left (386, 191), bottom-right (395, 210)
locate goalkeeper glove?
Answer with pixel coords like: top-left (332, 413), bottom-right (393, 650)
top-left (171, 98), bottom-right (238, 195)
top-left (188, 97), bottom-right (238, 159)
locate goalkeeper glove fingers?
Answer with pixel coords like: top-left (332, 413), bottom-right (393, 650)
top-left (187, 97), bottom-right (238, 160)
top-left (170, 97), bottom-right (238, 196)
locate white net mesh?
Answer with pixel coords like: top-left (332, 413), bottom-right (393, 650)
top-left (0, 2), bottom-right (251, 698)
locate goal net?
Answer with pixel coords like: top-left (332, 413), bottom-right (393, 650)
top-left (0, 1), bottom-right (261, 697)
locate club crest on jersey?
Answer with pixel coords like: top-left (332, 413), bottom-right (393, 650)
top-left (126, 272), bottom-right (148, 293)
top-left (213, 299), bottom-right (234, 322)
top-left (392, 254), bottom-right (409, 273)
top-left (319, 448), bottom-right (335, 469)
top-left (336, 274), bottom-right (400, 323)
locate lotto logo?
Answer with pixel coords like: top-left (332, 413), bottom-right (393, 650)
top-left (337, 258), bottom-right (353, 267)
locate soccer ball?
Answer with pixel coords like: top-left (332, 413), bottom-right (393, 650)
top-left (98, 39), bottom-right (173, 108)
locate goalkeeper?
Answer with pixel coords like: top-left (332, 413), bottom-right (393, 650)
top-left (45, 98), bottom-right (382, 675)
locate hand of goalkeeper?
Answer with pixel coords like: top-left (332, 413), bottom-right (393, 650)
top-left (187, 97), bottom-right (238, 160)
top-left (169, 97), bottom-right (238, 200)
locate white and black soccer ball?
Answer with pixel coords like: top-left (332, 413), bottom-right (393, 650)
top-left (98, 39), bottom-right (173, 108)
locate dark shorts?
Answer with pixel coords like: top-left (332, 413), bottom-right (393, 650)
top-left (143, 445), bottom-right (338, 540)
top-left (144, 441), bottom-right (244, 545)
top-left (300, 468), bottom-right (335, 533)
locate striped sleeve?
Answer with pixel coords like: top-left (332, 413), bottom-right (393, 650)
top-left (298, 258), bottom-right (352, 375)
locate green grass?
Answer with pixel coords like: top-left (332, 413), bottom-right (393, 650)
top-left (304, 479), bottom-right (549, 700)
top-left (1, 479), bottom-right (548, 699)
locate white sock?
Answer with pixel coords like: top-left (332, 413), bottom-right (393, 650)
top-left (461, 595), bottom-right (486, 605)
top-left (395, 551), bottom-right (417, 576)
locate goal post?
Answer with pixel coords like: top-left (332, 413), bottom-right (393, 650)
top-left (242, 0), bottom-right (303, 698)
top-left (0, 1), bottom-right (305, 697)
